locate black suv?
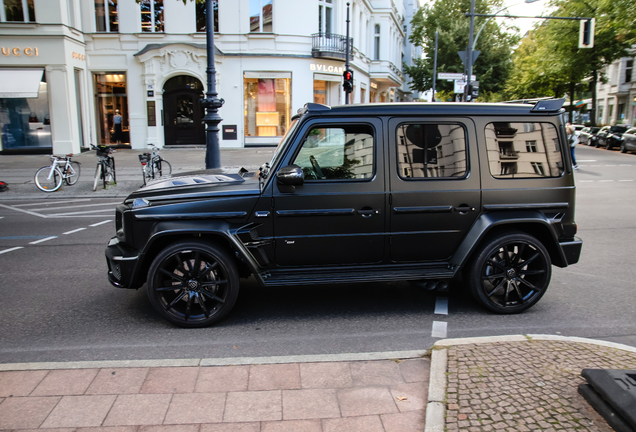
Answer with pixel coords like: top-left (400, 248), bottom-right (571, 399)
top-left (105, 99), bottom-right (582, 327)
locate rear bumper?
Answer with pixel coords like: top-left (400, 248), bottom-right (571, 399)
top-left (105, 237), bottom-right (143, 289)
top-left (560, 237), bottom-right (582, 266)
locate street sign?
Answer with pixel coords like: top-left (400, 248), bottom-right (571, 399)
top-left (438, 73), bottom-right (476, 81)
top-left (458, 51), bottom-right (480, 67)
top-left (454, 80), bottom-right (466, 94)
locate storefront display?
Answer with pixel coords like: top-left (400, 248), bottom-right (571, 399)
top-left (94, 72), bottom-right (129, 146)
top-left (244, 72), bottom-right (291, 140)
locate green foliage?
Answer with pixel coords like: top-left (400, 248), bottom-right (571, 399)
top-left (405, 0), bottom-right (520, 95)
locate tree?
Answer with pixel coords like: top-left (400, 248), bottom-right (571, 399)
top-left (404, 0), bottom-right (520, 100)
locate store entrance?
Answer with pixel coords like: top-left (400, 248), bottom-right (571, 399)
top-left (163, 75), bottom-right (205, 146)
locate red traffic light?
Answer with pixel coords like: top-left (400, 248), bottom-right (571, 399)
top-left (344, 71), bottom-right (352, 80)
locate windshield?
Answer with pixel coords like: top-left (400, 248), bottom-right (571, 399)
top-left (265, 118), bottom-right (300, 174)
top-left (610, 126), bottom-right (628, 133)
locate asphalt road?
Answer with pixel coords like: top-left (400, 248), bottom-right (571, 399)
top-left (0, 144), bottom-right (635, 363)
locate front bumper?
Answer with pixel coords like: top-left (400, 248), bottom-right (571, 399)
top-left (105, 237), bottom-right (144, 289)
top-left (560, 236), bottom-right (582, 266)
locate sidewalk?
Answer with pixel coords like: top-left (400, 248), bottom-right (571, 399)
top-left (0, 147), bottom-right (275, 199)
top-left (1, 336), bottom-right (635, 432)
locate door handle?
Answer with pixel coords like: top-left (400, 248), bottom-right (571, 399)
top-left (357, 208), bottom-right (380, 218)
top-left (454, 205), bottom-right (474, 213)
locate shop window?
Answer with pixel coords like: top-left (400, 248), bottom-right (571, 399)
top-left (249, 0), bottom-right (272, 33)
top-left (397, 124), bottom-right (467, 179)
top-left (196, 0), bottom-right (218, 33)
top-left (486, 122), bottom-right (564, 179)
top-left (141, 0), bottom-right (163, 33)
top-left (2, 0), bottom-right (35, 22)
top-left (95, 0), bottom-right (118, 32)
top-left (292, 124), bottom-right (374, 180)
top-left (0, 70), bottom-right (51, 151)
top-left (93, 73), bottom-right (129, 145)
top-left (244, 73), bottom-right (290, 138)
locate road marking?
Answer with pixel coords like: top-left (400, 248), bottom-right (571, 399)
top-left (604, 165), bottom-right (617, 167)
top-left (0, 247), bottom-right (23, 255)
top-left (63, 228), bottom-right (86, 235)
top-left (13, 199), bottom-right (91, 207)
top-left (619, 180), bottom-right (634, 182)
top-left (577, 160), bottom-right (597, 162)
top-left (0, 203), bottom-right (48, 218)
top-left (432, 321), bottom-right (448, 338)
top-left (48, 208), bottom-right (118, 216)
top-left (32, 202), bottom-right (121, 212)
top-left (29, 236), bottom-right (58, 244)
top-left (579, 180), bottom-right (594, 182)
top-left (619, 164), bottom-right (632, 167)
top-left (0, 236), bottom-right (50, 240)
top-left (434, 297), bottom-right (448, 315)
top-left (90, 220), bottom-right (112, 227)
top-left (599, 180), bottom-right (614, 182)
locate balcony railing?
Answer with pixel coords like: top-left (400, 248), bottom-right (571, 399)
top-left (312, 33), bottom-right (353, 61)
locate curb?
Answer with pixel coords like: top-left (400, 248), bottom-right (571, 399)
top-left (0, 349), bottom-right (428, 372)
top-left (423, 334), bottom-right (636, 432)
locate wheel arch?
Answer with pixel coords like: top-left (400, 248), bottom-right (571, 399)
top-left (451, 211), bottom-right (567, 273)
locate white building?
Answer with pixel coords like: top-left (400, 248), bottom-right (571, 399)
top-left (596, 52), bottom-right (636, 127)
top-left (0, 0), bottom-right (420, 155)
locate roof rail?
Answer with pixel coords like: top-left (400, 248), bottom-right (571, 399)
top-left (297, 103), bottom-right (331, 116)
top-left (530, 98), bottom-right (565, 113)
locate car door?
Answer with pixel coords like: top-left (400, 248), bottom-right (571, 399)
top-left (272, 118), bottom-right (385, 267)
top-left (387, 118), bottom-right (481, 262)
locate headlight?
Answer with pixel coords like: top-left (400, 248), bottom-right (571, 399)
top-left (132, 198), bottom-right (150, 208)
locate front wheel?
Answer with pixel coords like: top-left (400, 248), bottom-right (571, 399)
top-left (467, 232), bottom-right (551, 314)
top-left (147, 241), bottom-right (240, 328)
top-left (35, 166), bottom-right (63, 192)
top-left (64, 161), bottom-right (81, 185)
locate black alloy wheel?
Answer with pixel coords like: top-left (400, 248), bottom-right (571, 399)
top-left (147, 241), bottom-right (239, 327)
top-left (467, 232), bottom-right (551, 314)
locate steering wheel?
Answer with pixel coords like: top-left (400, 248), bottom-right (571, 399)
top-left (309, 155), bottom-right (325, 179)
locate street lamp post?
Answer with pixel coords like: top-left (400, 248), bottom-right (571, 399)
top-left (201, 0), bottom-right (224, 169)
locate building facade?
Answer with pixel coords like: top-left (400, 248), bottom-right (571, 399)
top-left (596, 52), bottom-right (636, 127)
top-left (1, 0), bottom-right (419, 155)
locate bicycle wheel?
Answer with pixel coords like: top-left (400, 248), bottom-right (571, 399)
top-left (35, 166), bottom-right (63, 192)
top-left (93, 163), bottom-right (102, 191)
top-left (157, 159), bottom-right (172, 177)
top-left (64, 161), bottom-right (81, 186)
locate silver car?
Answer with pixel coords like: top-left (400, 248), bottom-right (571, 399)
top-left (620, 127), bottom-right (636, 153)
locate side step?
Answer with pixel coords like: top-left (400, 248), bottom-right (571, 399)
top-left (261, 265), bottom-right (455, 287)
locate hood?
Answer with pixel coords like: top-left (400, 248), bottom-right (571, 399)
top-left (126, 168), bottom-right (261, 202)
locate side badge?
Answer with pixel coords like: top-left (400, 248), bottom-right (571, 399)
top-left (285, 240), bottom-right (295, 245)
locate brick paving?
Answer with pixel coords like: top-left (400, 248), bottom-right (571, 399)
top-left (443, 339), bottom-right (636, 431)
top-left (0, 358), bottom-right (428, 432)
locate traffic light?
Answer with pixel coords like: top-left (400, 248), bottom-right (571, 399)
top-left (343, 69), bottom-right (353, 93)
top-left (579, 18), bottom-right (595, 48)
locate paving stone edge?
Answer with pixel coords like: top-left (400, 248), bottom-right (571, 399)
top-left (423, 334), bottom-right (636, 432)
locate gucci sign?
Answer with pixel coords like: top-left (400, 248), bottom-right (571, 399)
top-left (1, 47), bottom-right (39, 56)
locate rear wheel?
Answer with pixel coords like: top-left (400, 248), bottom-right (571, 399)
top-left (467, 232), bottom-right (551, 314)
top-left (64, 161), bottom-right (81, 185)
top-left (155, 159), bottom-right (172, 177)
top-left (35, 167), bottom-right (63, 192)
top-left (147, 241), bottom-right (240, 328)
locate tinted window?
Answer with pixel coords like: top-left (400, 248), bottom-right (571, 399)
top-left (485, 122), bottom-right (564, 179)
top-left (292, 124), bottom-right (374, 180)
top-left (396, 123), bottom-right (467, 179)
top-left (610, 126), bottom-right (628, 133)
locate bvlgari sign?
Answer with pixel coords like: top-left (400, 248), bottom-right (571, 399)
top-left (310, 63), bottom-right (344, 74)
top-left (2, 46), bottom-right (39, 57)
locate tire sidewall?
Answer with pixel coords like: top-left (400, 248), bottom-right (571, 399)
top-left (147, 240), bottom-right (240, 328)
top-left (467, 232), bottom-right (552, 314)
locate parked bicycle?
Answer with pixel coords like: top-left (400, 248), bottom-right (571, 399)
top-left (34, 154), bottom-right (81, 192)
top-left (91, 144), bottom-right (117, 191)
top-left (139, 143), bottom-right (172, 185)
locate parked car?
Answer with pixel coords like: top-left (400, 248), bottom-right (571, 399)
top-left (105, 99), bottom-right (582, 327)
top-left (605, 125), bottom-right (630, 149)
top-left (595, 126), bottom-right (611, 148)
top-left (620, 127), bottom-right (636, 153)
top-left (572, 124), bottom-right (585, 134)
top-left (579, 126), bottom-right (600, 145)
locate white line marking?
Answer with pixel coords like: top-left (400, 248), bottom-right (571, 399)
top-left (29, 236), bottom-right (58, 245)
top-left (604, 165), bottom-right (616, 167)
top-left (0, 247), bottom-right (24, 255)
top-left (619, 179), bottom-right (634, 182)
top-left (619, 164), bottom-right (632, 167)
top-left (579, 180), bottom-right (594, 182)
top-left (48, 208), bottom-right (118, 216)
top-left (48, 215), bottom-right (114, 218)
top-left (599, 180), bottom-right (614, 182)
top-left (0, 203), bottom-right (47, 218)
top-left (431, 321), bottom-right (448, 338)
top-left (63, 228), bottom-right (86, 235)
top-left (577, 160), bottom-right (597, 162)
top-left (33, 202), bottom-right (121, 212)
top-left (90, 220), bottom-right (112, 227)
top-left (14, 199), bottom-right (91, 207)
top-left (434, 297), bottom-right (448, 315)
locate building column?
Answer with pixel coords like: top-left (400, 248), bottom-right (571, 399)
top-left (46, 65), bottom-right (79, 155)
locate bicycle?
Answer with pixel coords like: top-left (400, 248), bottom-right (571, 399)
top-left (139, 143), bottom-right (172, 185)
top-left (34, 154), bottom-right (81, 192)
top-left (91, 144), bottom-right (117, 191)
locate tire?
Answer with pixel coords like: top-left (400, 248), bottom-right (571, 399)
top-left (64, 161), bottom-right (81, 185)
top-left (156, 159), bottom-right (172, 177)
top-left (620, 143), bottom-right (627, 153)
top-left (147, 240), bottom-right (240, 328)
top-left (35, 166), bottom-right (63, 192)
top-left (466, 232), bottom-right (551, 314)
top-left (93, 163), bottom-right (102, 191)
top-left (606, 140), bottom-right (613, 150)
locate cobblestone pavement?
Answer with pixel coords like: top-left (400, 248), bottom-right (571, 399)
top-left (442, 338), bottom-right (636, 431)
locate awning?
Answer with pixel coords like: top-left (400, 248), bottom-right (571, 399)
top-left (0, 69), bottom-right (44, 98)
top-left (314, 73), bottom-right (341, 82)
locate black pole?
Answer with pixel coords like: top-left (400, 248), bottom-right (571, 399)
top-left (202, 0), bottom-right (224, 169)
top-left (466, 0), bottom-right (475, 102)
top-left (432, 31), bottom-right (438, 102)
top-left (345, 2), bottom-right (350, 104)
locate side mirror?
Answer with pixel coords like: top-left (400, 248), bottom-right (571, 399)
top-left (276, 165), bottom-right (304, 192)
